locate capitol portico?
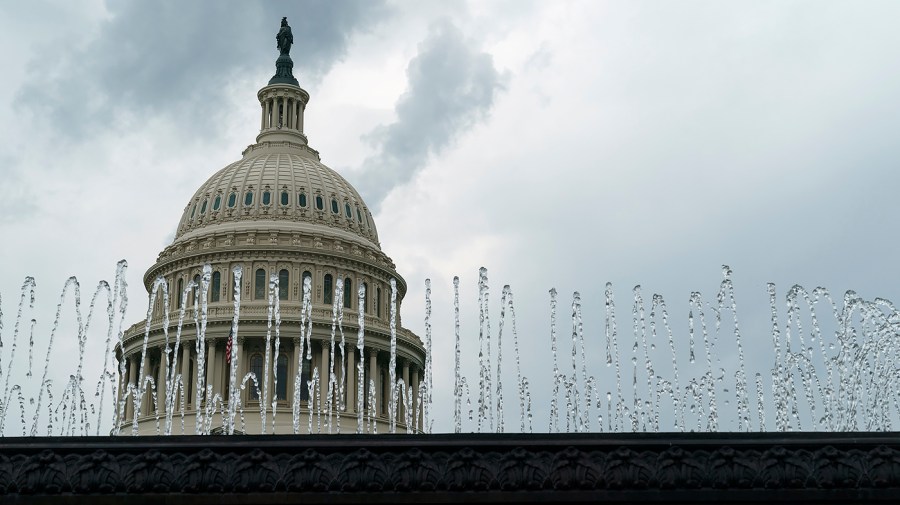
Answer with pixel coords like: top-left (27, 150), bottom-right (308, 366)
top-left (117, 18), bottom-right (425, 435)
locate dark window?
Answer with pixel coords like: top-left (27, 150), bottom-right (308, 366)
top-left (211, 271), bottom-right (221, 302)
top-left (376, 287), bottom-right (382, 318)
top-left (228, 193), bottom-right (237, 208)
top-left (331, 199), bottom-right (339, 214)
top-left (177, 278), bottom-right (184, 309)
top-left (345, 203), bottom-right (352, 218)
top-left (356, 207), bottom-right (362, 223)
top-left (255, 268), bottom-right (266, 300)
top-left (280, 191), bottom-right (289, 206)
top-left (344, 278), bottom-right (352, 309)
top-left (250, 354), bottom-right (263, 400)
top-left (262, 191), bottom-right (271, 205)
top-left (324, 274), bottom-right (333, 305)
top-left (213, 195), bottom-right (221, 211)
top-left (200, 200), bottom-right (207, 214)
top-left (299, 193), bottom-right (307, 207)
top-left (278, 269), bottom-right (289, 300)
top-left (245, 191), bottom-right (253, 206)
top-left (315, 195), bottom-right (324, 210)
top-left (276, 354), bottom-right (288, 400)
top-left (362, 282), bottom-right (368, 313)
top-left (190, 204), bottom-right (196, 219)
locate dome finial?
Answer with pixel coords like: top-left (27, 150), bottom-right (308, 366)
top-left (269, 17), bottom-right (299, 86)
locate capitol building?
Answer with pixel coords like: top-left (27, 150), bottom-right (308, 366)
top-left (118, 19), bottom-right (425, 435)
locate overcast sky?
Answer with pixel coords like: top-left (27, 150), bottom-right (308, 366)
top-left (2, 1), bottom-right (900, 434)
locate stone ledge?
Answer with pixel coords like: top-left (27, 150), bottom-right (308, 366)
top-left (0, 432), bottom-right (899, 503)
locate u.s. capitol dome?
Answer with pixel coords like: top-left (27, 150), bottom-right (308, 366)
top-left (119, 19), bottom-right (425, 435)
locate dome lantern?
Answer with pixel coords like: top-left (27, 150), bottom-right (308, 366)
top-left (254, 17), bottom-right (311, 148)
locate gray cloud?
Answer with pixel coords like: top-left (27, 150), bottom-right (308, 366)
top-left (0, 155), bottom-right (36, 223)
top-left (357, 20), bottom-right (506, 209)
top-left (16, 0), bottom-right (387, 143)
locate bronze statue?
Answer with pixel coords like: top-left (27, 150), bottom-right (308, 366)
top-left (277, 17), bottom-right (293, 56)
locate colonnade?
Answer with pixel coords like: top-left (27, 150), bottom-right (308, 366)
top-left (260, 95), bottom-right (305, 133)
top-left (120, 336), bottom-right (424, 430)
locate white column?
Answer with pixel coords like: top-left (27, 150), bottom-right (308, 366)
top-left (207, 339), bottom-right (218, 402)
top-left (367, 350), bottom-right (377, 415)
top-left (289, 98), bottom-right (296, 130)
top-left (156, 347), bottom-right (165, 415)
top-left (236, 336), bottom-right (246, 404)
top-left (346, 349), bottom-right (356, 414)
top-left (319, 342), bottom-right (329, 402)
top-left (260, 101), bottom-right (266, 130)
top-left (180, 343), bottom-right (190, 411)
top-left (401, 359), bottom-right (410, 423)
top-left (125, 356), bottom-right (135, 420)
top-left (411, 367), bottom-right (420, 430)
top-left (141, 353), bottom-right (151, 416)
top-left (298, 103), bottom-right (304, 133)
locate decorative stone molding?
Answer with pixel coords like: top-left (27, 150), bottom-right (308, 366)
top-left (0, 433), bottom-right (898, 502)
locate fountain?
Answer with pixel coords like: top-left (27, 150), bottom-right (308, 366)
top-left (0, 263), bottom-right (898, 502)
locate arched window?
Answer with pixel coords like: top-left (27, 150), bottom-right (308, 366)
top-left (262, 191), bottom-right (271, 205)
top-left (323, 274), bottom-right (333, 305)
top-left (249, 354), bottom-right (263, 400)
top-left (244, 191), bottom-right (254, 206)
top-left (255, 268), bottom-right (266, 300)
top-left (177, 278), bottom-right (184, 309)
top-left (345, 203), bottom-right (352, 219)
top-left (331, 198), bottom-right (339, 214)
top-left (278, 269), bottom-right (289, 300)
top-left (227, 192), bottom-right (237, 208)
top-left (211, 271), bottom-right (221, 302)
top-left (344, 278), bottom-right (352, 309)
top-left (376, 287), bottom-right (382, 318)
top-left (190, 204), bottom-right (196, 219)
top-left (315, 195), bottom-right (324, 210)
top-left (299, 192), bottom-right (307, 207)
top-left (280, 191), bottom-right (289, 206)
top-left (362, 282), bottom-right (369, 314)
top-left (276, 354), bottom-right (288, 400)
top-left (356, 207), bottom-right (362, 223)
top-left (200, 200), bottom-right (207, 214)
top-left (213, 195), bottom-right (221, 211)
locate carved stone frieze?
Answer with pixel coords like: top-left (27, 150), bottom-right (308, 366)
top-left (0, 433), bottom-right (898, 502)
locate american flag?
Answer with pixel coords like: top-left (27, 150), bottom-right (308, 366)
top-left (226, 331), bottom-right (234, 365)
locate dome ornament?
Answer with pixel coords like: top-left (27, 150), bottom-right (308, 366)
top-left (269, 17), bottom-right (299, 86)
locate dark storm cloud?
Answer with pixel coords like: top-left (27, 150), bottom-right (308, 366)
top-left (357, 20), bottom-right (506, 208)
top-left (16, 0), bottom-right (387, 141)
